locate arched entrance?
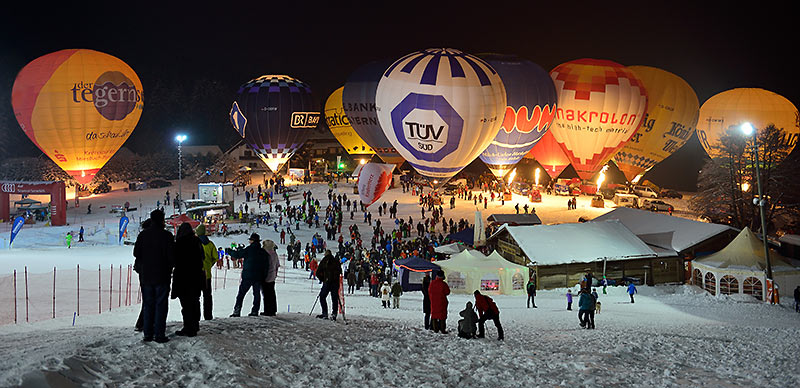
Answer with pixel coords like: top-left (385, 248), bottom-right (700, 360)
top-left (719, 275), bottom-right (739, 295)
top-left (704, 272), bottom-right (716, 295)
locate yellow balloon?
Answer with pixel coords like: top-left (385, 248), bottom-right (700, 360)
top-left (12, 49), bottom-right (143, 184)
top-left (614, 66), bottom-right (699, 181)
top-left (697, 88), bottom-right (799, 157)
top-left (324, 87), bottom-right (374, 155)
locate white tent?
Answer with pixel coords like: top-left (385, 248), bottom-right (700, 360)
top-left (434, 243), bottom-right (467, 255)
top-left (692, 227), bottom-right (800, 301)
top-left (435, 249), bottom-right (529, 295)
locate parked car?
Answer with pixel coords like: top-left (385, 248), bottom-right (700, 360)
top-left (659, 189), bottom-right (683, 199)
top-left (510, 181), bottom-right (532, 196)
top-left (149, 179), bottom-right (172, 188)
top-left (615, 186), bottom-right (634, 195)
top-left (128, 181), bottom-right (147, 191)
top-left (600, 188), bottom-right (617, 200)
top-left (554, 184), bottom-right (570, 196)
top-left (613, 193), bottom-right (639, 208)
top-left (633, 185), bottom-right (658, 198)
top-left (92, 181), bottom-right (111, 194)
top-left (642, 199), bottom-right (674, 212)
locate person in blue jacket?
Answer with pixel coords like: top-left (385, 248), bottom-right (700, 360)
top-left (578, 288), bottom-right (596, 329)
top-left (627, 282), bottom-right (637, 303)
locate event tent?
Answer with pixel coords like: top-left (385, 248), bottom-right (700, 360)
top-left (434, 243), bottom-right (466, 255)
top-left (447, 227), bottom-right (474, 246)
top-left (393, 257), bottom-right (441, 291)
top-left (692, 227), bottom-right (800, 301)
top-left (435, 249), bottom-right (529, 295)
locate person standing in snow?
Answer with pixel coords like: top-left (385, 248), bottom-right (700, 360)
top-left (260, 239), bottom-right (280, 316)
top-left (526, 278), bottom-right (537, 308)
top-left (457, 301), bottom-right (478, 339)
top-left (474, 290), bottom-right (504, 340)
top-left (315, 249), bottom-right (342, 320)
top-left (229, 233), bottom-right (268, 317)
top-left (566, 289), bottom-right (573, 310)
top-left (428, 270), bottom-right (450, 334)
top-left (133, 209), bottom-right (175, 343)
top-left (78, 226), bottom-right (84, 242)
top-left (422, 272), bottom-right (432, 330)
top-left (627, 282), bottom-right (637, 303)
top-left (380, 281), bottom-right (391, 308)
top-left (196, 225), bottom-right (217, 321)
top-left (578, 288), bottom-right (596, 329)
top-left (66, 232), bottom-right (72, 248)
top-left (391, 281), bottom-right (403, 309)
top-left (171, 222), bottom-right (205, 337)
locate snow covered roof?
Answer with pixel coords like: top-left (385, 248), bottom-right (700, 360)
top-left (779, 234), bottom-right (800, 247)
top-left (497, 220), bottom-right (658, 266)
top-left (591, 207), bottom-right (735, 253)
top-left (487, 213), bottom-right (542, 226)
top-left (695, 227), bottom-right (797, 272)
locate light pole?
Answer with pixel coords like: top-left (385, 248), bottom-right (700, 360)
top-left (175, 134), bottom-right (187, 207)
top-left (741, 123), bottom-right (772, 283)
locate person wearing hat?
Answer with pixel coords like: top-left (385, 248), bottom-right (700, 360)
top-left (195, 224), bottom-right (218, 320)
top-left (133, 209), bottom-right (175, 343)
top-left (260, 239), bottom-right (280, 316)
top-left (171, 222), bottom-right (204, 337)
top-left (380, 281), bottom-right (391, 308)
top-left (229, 233), bottom-right (269, 317)
top-left (428, 270), bottom-right (450, 334)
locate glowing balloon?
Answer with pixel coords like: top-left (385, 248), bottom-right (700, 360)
top-left (375, 48), bottom-right (506, 184)
top-left (613, 66), bottom-right (699, 181)
top-left (324, 87), bottom-right (374, 155)
top-left (478, 54), bottom-right (558, 179)
top-left (342, 60), bottom-right (405, 166)
top-left (230, 75), bottom-right (318, 173)
top-left (357, 163), bottom-right (395, 206)
top-left (549, 59), bottom-right (648, 180)
top-left (696, 88), bottom-right (799, 157)
top-left (525, 131), bottom-right (570, 179)
top-left (11, 49), bottom-right (144, 184)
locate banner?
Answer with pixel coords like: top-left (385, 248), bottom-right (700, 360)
top-left (9, 216), bottom-right (25, 247)
top-left (119, 216), bottom-right (129, 244)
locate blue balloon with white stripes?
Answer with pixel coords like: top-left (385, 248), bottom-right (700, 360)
top-left (375, 48), bottom-right (506, 184)
top-left (478, 54), bottom-right (558, 179)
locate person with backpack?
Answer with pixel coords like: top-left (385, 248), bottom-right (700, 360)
top-left (627, 282), bottom-right (638, 303)
top-left (391, 281), bottom-right (403, 309)
top-left (380, 281), bottom-right (391, 308)
top-left (457, 301), bottom-right (478, 339)
top-left (315, 249), bottom-right (342, 320)
top-left (473, 290), bottom-right (504, 340)
top-left (526, 278), bottom-right (537, 308)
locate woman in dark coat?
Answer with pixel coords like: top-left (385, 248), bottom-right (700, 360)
top-left (172, 222), bottom-right (205, 336)
top-left (422, 272), bottom-right (431, 330)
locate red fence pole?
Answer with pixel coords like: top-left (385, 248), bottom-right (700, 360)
top-left (53, 267), bottom-right (56, 319)
top-left (118, 265), bottom-right (122, 308)
top-left (13, 270), bottom-right (17, 324)
top-left (24, 266), bottom-right (29, 323)
top-left (77, 264), bottom-right (80, 316)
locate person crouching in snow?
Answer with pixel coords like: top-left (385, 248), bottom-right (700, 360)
top-left (566, 289), bottom-right (573, 310)
top-left (380, 281), bottom-right (391, 308)
top-left (391, 281), bottom-right (403, 309)
top-left (457, 301), bottom-right (478, 339)
top-left (474, 290), bottom-right (504, 340)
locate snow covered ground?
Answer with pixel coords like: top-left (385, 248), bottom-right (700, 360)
top-left (1, 180), bottom-right (799, 387)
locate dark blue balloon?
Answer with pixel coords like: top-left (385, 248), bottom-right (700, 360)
top-left (230, 75), bottom-right (319, 173)
top-left (478, 55), bottom-right (558, 178)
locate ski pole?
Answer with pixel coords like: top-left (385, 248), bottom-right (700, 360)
top-left (308, 295), bottom-right (320, 316)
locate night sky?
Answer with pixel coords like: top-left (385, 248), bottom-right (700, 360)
top-left (1, 3), bottom-right (796, 190)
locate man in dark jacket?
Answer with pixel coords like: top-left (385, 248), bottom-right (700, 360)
top-left (526, 278), bottom-right (537, 308)
top-left (422, 272), bottom-right (431, 330)
top-left (315, 249), bottom-right (342, 320)
top-left (172, 222), bottom-right (205, 337)
top-left (474, 290), bottom-right (504, 340)
top-left (133, 209), bottom-right (175, 343)
top-left (229, 233), bottom-right (268, 317)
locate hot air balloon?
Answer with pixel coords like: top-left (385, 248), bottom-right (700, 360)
top-left (230, 75), bottom-right (318, 173)
top-left (357, 162), bottom-right (395, 206)
top-left (375, 48), bottom-right (506, 185)
top-left (342, 60), bottom-right (405, 166)
top-left (11, 49), bottom-right (144, 184)
top-left (324, 87), bottom-right (374, 155)
top-left (478, 54), bottom-right (558, 179)
top-left (525, 131), bottom-right (570, 179)
top-left (696, 88), bottom-right (799, 158)
top-left (613, 66), bottom-right (699, 182)
top-left (549, 59), bottom-right (648, 180)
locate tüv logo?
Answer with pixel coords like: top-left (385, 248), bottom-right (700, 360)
top-left (391, 93), bottom-right (463, 162)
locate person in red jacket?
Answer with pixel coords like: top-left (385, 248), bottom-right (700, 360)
top-left (308, 258), bottom-right (318, 280)
top-left (428, 270), bottom-right (450, 334)
top-left (473, 290), bottom-right (504, 340)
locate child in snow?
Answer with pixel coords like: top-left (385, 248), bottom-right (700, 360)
top-left (458, 301), bottom-right (478, 339)
top-left (566, 289), bottom-right (573, 310)
top-left (380, 281), bottom-right (391, 308)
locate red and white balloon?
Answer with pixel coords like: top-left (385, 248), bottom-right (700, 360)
top-left (357, 163), bottom-right (395, 206)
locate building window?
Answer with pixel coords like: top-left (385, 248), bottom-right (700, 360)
top-left (480, 273), bottom-right (500, 291)
top-left (693, 268), bottom-right (702, 286)
top-left (743, 277), bottom-right (763, 300)
top-left (447, 271), bottom-right (466, 290)
top-left (512, 272), bottom-right (524, 290)
top-left (719, 275), bottom-right (739, 295)
top-left (704, 272), bottom-right (716, 295)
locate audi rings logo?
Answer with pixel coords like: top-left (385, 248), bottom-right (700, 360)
top-left (1, 183), bottom-right (15, 193)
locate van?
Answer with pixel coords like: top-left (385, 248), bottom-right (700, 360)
top-left (613, 193), bottom-right (639, 208)
top-left (633, 185), bottom-right (658, 198)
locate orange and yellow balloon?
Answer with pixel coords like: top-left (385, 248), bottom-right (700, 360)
top-left (697, 88), bottom-right (799, 158)
top-left (324, 87), bottom-right (374, 155)
top-left (12, 49), bottom-right (144, 184)
top-left (613, 66), bottom-right (699, 182)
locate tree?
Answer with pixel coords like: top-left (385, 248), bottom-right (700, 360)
top-left (691, 124), bottom-right (800, 234)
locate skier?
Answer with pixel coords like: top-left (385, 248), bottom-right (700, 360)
top-left (566, 289), bottom-right (573, 310)
top-left (526, 277), bottom-right (537, 308)
top-left (627, 282), bottom-right (637, 303)
top-left (457, 301), bottom-right (478, 339)
top-left (474, 290), bottom-right (504, 340)
top-left (380, 281), bottom-right (391, 308)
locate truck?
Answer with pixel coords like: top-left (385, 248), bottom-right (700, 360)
top-left (613, 193), bottom-right (639, 208)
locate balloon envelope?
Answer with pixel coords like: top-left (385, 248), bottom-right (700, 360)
top-left (357, 163), bottom-right (395, 206)
top-left (549, 59), bottom-right (647, 180)
top-left (696, 88), bottom-right (799, 157)
top-left (613, 66), bottom-right (699, 181)
top-left (230, 75), bottom-right (318, 173)
top-left (375, 48), bottom-right (506, 184)
top-left (12, 49), bottom-right (144, 184)
top-left (478, 54), bottom-right (558, 179)
top-left (324, 87), bottom-right (374, 155)
top-left (525, 130), bottom-right (570, 179)
top-left (343, 60), bottom-right (405, 166)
